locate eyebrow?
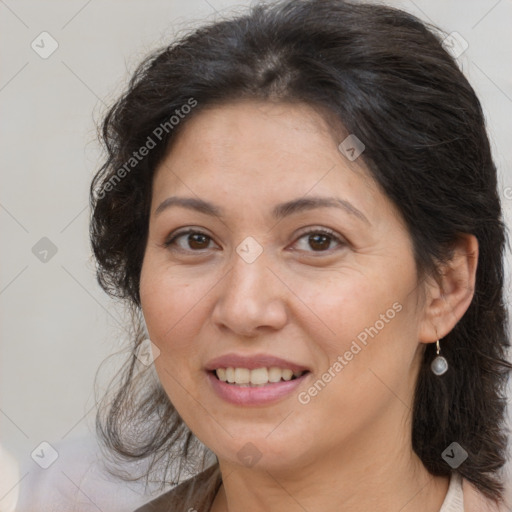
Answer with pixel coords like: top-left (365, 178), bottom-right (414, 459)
top-left (154, 195), bottom-right (370, 225)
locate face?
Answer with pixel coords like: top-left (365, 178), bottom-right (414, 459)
top-left (140, 100), bottom-right (428, 472)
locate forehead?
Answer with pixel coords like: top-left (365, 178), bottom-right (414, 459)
top-left (149, 100), bottom-right (411, 248)
top-left (153, 100), bottom-right (373, 197)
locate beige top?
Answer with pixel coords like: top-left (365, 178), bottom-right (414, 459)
top-left (439, 472), bottom-right (464, 512)
top-left (134, 464), bottom-right (508, 512)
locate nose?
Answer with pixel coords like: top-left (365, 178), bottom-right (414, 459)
top-left (211, 248), bottom-right (288, 337)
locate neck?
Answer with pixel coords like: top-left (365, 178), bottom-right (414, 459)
top-left (212, 457), bottom-right (449, 512)
top-left (210, 415), bottom-right (450, 512)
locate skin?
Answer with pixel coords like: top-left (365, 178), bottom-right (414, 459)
top-left (139, 100), bottom-right (478, 512)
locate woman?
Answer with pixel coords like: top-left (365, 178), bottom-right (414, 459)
top-left (90, 1), bottom-right (512, 510)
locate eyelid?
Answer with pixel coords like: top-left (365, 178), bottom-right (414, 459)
top-left (294, 225), bottom-right (340, 239)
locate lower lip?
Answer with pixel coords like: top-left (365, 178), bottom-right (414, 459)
top-left (206, 371), bottom-right (310, 406)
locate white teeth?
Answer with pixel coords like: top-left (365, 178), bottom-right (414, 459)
top-left (234, 368), bottom-right (250, 384)
top-left (268, 367), bottom-right (283, 383)
top-left (250, 367), bottom-right (268, 385)
top-left (281, 369), bottom-right (293, 381)
top-left (226, 367), bottom-right (235, 383)
top-left (214, 367), bottom-right (305, 385)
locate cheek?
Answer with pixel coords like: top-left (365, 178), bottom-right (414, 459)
top-left (139, 256), bottom-right (207, 358)
top-left (139, 259), bottom-right (209, 418)
top-left (291, 267), bottom-right (407, 350)
top-left (296, 263), bottom-right (420, 390)
top-left (304, 278), bottom-right (420, 417)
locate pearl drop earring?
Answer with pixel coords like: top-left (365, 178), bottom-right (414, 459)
top-left (431, 339), bottom-right (448, 376)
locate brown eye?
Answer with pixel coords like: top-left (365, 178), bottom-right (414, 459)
top-left (293, 228), bottom-right (345, 253)
top-left (187, 232), bottom-right (210, 249)
top-left (164, 230), bottom-right (216, 252)
top-left (308, 233), bottom-right (332, 251)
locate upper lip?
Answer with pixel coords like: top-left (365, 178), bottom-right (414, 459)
top-left (204, 353), bottom-right (310, 373)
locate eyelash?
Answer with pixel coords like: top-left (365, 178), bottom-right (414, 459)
top-left (163, 227), bottom-right (346, 255)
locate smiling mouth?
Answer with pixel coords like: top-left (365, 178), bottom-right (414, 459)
top-left (210, 367), bottom-right (309, 387)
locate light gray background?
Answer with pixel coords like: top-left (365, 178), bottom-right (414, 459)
top-left (1, 0), bottom-right (512, 510)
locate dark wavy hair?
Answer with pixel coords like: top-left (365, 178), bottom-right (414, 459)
top-left (90, 0), bottom-right (512, 503)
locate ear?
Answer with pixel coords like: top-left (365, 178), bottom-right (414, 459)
top-left (418, 233), bottom-right (478, 344)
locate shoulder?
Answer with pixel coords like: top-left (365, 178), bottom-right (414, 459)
top-left (462, 477), bottom-right (511, 512)
top-left (133, 464), bottom-right (221, 512)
